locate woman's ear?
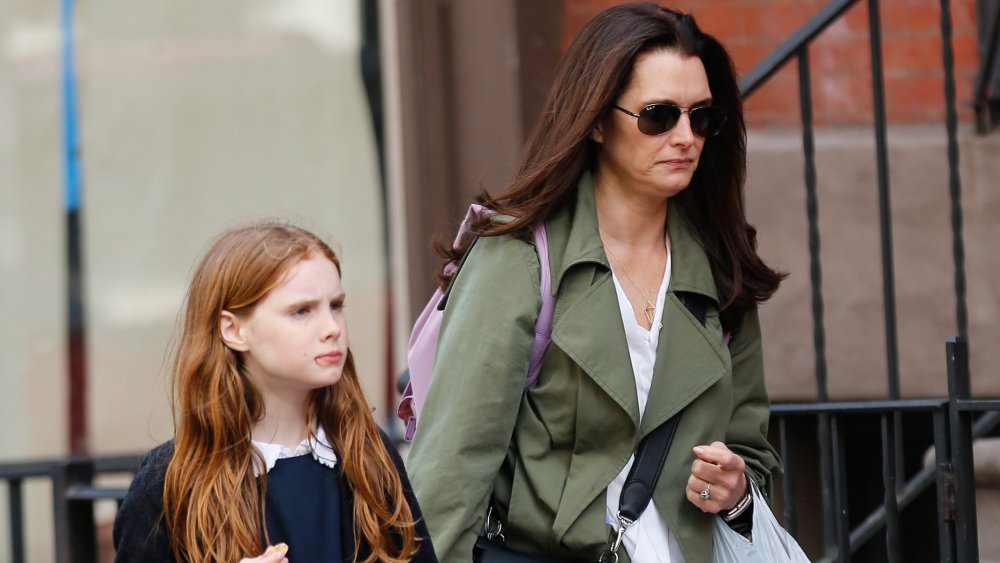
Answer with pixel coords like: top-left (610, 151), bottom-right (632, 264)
top-left (219, 311), bottom-right (249, 352)
top-left (591, 121), bottom-right (605, 144)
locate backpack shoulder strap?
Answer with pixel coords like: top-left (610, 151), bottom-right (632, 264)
top-left (524, 223), bottom-right (555, 388)
top-left (442, 208), bottom-right (554, 390)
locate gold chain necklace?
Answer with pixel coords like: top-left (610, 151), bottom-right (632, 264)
top-left (603, 241), bottom-right (658, 327)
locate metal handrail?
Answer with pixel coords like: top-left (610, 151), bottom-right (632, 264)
top-left (773, 403), bottom-right (1000, 563)
top-left (739, 0), bottom-right (860, 97)
top-left (736, 0), bottom-right (979, 557)
top-left (0, 453), bottom-right (141, 479)
top-left (1, 453), bottom-right (143, 563)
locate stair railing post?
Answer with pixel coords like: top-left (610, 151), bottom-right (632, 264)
top-left (52, 460), bottom-right (96, 563)
top-left (946, 337), bottom-right (979, 562)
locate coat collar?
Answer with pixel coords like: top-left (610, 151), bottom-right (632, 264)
top-left (544, 173), bottom-right (733, 540)
top-left (546, 172), bottom-right (726, 430)
top-left (251, 426), bottom-right (338, 476)
top-left (546, 172), bottom-right (608, 295)
top-left (548, 170), bottom-right (719, 306)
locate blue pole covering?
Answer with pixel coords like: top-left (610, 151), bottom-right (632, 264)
top-left (61, 0), bottom-right (88, 455)
top-left (60, 0), bottom-right (81, 211)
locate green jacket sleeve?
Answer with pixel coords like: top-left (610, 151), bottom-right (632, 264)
top-left (725, 307), bottom-right (782, 501)
top-left (406, 235), bottom-right (542, 563)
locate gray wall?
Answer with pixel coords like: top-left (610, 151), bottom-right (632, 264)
top-left (1, 0), bottom-right (387, 559)
top-left (748, 125), bottom-right (1000, 400)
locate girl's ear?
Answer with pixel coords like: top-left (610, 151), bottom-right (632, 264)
top-left (219, 311), bottom-right (249, 352)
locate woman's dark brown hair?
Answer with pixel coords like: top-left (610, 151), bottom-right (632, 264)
top-left (440, 2), bottom-right (783, 318)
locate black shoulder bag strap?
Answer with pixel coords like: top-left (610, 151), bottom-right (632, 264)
top-left (600, 414), bottom-right (681, 563)
top-left (476, 295), bottom-right (717, 563)
top-left (599, 293), bottom-right (715, 563)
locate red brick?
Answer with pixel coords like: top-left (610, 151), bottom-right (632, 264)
top-left (883, 0), bottom-right (941, 34)
top-left (561, 0), bottom-right (981, 125)
top-left (948, 30), bottom-right (981, 73)
top-left (841, 0), bottom-right (871, 33)
top-left (731, 41), bottom-right (786, 76)
top-left (744, 63), bottom-right (802, 127)
top-left (949, 0), bottom-right (980, 32)
top-left (813, 74), bottom-right (876, 124)
top-left (753, 0), bottom-right (829, 40)
top-left (688, 4), bottom-right (757, 42)
top-left (811, 34), bottom-right (873, 74)
top-left (883, 33), bottom-right (944, 73)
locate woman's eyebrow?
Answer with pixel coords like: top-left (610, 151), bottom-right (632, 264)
top-left (640, 96), bottom-right (714, 107)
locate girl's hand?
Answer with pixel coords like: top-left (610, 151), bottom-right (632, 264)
top-left (239, 543), bottom-right (289, 563)
top-left (685, 441), bottom-right (748, 513)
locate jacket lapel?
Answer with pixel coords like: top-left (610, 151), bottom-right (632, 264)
top-left (640, 205), bottom-right (728, 438)
top-left (551, 266), bottom-right (640, 428)
top-left (639, 294), bottom-right (728, 437)
top-left (547, 173), bottom-right (640, 428)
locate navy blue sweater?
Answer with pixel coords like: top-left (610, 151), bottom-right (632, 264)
top-left (112, 431), bottom-right (437, 562)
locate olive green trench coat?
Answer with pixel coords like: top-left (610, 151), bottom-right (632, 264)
top-left (407, 174), bottom-right (781, 562)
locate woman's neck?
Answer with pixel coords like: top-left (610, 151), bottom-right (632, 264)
top-left (593, 172), bottom-right (668, 250)
top-left (252, 392), bottom-right (311, 450)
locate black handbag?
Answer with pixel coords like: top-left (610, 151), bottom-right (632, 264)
top-left (473, 534), bottom-right (563, 563)
top-left (472, 414), bottom-right (681, 563)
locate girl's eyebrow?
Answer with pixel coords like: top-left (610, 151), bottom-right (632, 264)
top-left (287, 291), bottom-right (346, 309)
top-left (287, 298), bottom-right (321, 310)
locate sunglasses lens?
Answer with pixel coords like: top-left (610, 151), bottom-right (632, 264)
top-left (690, 106), bottom-right (727, 137)
top-left (633, 104), bottom-right (727, 137)
top-left (637, 104), bottom-right (681, 135)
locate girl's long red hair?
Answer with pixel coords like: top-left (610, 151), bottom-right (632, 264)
top-left (162, 221), bottom-right (417, 562)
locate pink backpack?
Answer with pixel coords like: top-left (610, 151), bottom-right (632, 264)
top-left (396, 204), bottom-right (556, 442)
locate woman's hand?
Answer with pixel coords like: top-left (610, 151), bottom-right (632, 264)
top-left (686, 441), bottom-right (748, 513)
top-left (239, 543), bottom-right (289, 563)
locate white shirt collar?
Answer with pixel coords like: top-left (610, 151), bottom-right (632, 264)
top-left (251, 426), bottom-right (338, 476)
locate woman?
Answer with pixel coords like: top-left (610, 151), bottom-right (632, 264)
top-left (113, 222), bottom-right (437, 562)
top-left (407, 3), bottom-right (784, 562)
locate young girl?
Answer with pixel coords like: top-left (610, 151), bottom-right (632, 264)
top-left (113, 221), bottom-right (436, 563)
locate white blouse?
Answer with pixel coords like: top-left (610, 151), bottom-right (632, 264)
top-left (251, 426), bottom-right (339, 477)
top-left (605, 236), bottom-right (687, 563)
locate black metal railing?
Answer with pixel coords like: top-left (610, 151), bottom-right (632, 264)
top-left (741, 0), bottom-right (971, 351)
top-left (739, 0), bottom-right (991, 561)
top-left (2, 1), bottom-right (993, 562)
top-left (768, 339), bottom-right (997, 562)
top-left (1, 454), bottom-right (140, 563)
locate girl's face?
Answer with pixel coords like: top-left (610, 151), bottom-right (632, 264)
top-left (592, 49), bottom-right (711, 201)
top-left (221, 254), bottom-right (349, 397)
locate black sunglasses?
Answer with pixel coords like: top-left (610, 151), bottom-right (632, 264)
top-left (612, 103), bottom-right (727, 137)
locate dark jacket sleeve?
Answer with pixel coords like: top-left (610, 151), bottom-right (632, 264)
top-left (380, 430), bottom-right (439, 563)
top-left (112, 442), bottom-right (176, 563)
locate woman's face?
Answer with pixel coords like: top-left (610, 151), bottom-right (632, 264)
top-left (593, 49), bottom-right (712, 201)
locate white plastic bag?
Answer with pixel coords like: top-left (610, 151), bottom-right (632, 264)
top-left (712, 484), bottom-right (811, 562)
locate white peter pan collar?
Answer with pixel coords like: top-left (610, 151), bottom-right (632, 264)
top-left (251, 426), bottom-right (338, 476)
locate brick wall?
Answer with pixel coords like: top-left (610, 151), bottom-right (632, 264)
top-left (563, 0), bottom-right (981, 127)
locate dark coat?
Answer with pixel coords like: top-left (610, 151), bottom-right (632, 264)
top-left (112, 430), bottom-right (437, 562)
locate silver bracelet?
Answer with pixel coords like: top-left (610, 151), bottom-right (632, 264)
top-left (722, 488), bottom-right (753, 522)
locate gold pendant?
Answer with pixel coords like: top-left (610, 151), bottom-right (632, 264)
top-left (644, 302), bottom-right (655, 326)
